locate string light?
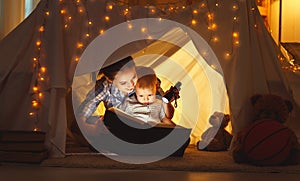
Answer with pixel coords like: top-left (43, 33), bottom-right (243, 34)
top-left (27, 0), bottom-right (299, 132)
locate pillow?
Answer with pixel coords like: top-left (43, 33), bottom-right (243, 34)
top-left (281, 42), bottom-right (300, 64)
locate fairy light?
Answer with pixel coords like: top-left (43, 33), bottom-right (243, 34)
top-left (212, 36), bottom-right (219, 43)
top-left (127, 23), bottom-right (133, 29)
top-left (200, 3), bottom-right (206, 8)
top-left (232, 32), bottom-right (239, 38)
top-left (33, 86), bottom-right (38, 92)
top-left (36, 40), bottom-right (41, 46)
top-left (77, 42), bottom-right (83, 48)
top-left (191, 19), bottom-right (197, 25)
top-left (141, 27), bottom-right (147, 33)
top-left (123, 8), bottom-right (129, 16)
top-left (99, 29), bottom-right (105, 34)
top-left (75, 56), bottom-right (80, 62)
top-left (60, 9), bottom-right (66, 14)
top-left (210, 64), bottom-right (216, 70)
top-left (104, 15), bottom-right (110, 21)
top-left (39, 26), bottom-right (44, 32)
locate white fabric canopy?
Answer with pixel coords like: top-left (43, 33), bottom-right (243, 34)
top-left (1, 0), bottom-right (299, 157)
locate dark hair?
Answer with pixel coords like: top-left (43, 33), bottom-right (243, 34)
top-left (99, 56), bottom-right (135, 81)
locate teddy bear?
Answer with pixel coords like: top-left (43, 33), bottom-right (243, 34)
top-left (231, 94), bottom-right (300, 166)
top-left (197, 112), bottom-right (232, 151)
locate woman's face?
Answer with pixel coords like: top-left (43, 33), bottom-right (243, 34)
top-left (113, 67), bottom-right (137, 94)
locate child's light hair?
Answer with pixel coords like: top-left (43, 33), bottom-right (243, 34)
top-left (136, 66), bottom-right (157, 91)
top-left (136, 74), bottom-right (157, 91)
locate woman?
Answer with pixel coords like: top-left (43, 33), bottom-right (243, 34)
top-left (76, 56), bottom-right (138, 137)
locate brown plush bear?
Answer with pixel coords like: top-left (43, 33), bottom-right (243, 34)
top-left (197, 112), bottom-right (232, 151)
top-left (231, 94), bottom-right (300, 166)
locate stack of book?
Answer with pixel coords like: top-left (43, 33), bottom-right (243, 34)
top-left (0, 130), bottom-right (48, 163)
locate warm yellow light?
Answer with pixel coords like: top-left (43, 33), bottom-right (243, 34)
top-left (40, 67), bottom-right (46, 73)
top-left (45, 11), bottom-right (50, 16)
top-left (232, 32), bottom-right (239, 38)
top-left (191, 19), bottom-right (197, 25)
top-left (211, 64), bottom-right (216, 70)
top-left (233, 16), bottom-right (237, 21)
top-left (107, 5), bottom-right (113, 10)
top-left (224, 52), bottom-right (231, 58)
top-left (33, 128), bottom-right (38, 132)
top-left (39, 26), bottom-right (44, 32)
top-left (193, 10), bottom-right (198, 14)
top-left (40, 77), bottom-right (45, 81)
top-left (29, 112), bottom-right (34, 116)
top-left (75, 56), bottom-right (80, 62)
top-left (127, 23), bottom-right (133, 29)
top-left (68, 16), bottom-right (72, 20)
top-left (147, 36), bottom-right (153, 40)
top-left (79, 8), bottom-right (84, 13)
top-left (207, 13), bottom-right (214, 20)
top-left (212, 36), bottom-right (219, 42)
top-left (77, 42), bottom-right (83, 48)
top-left (200, 3), bottom-right (206, 8)
top-left (208, 23), bottom-right (217, 30)
top-left (36, 40), bottom-right (41, 46)
top-left (88, 21), bottom-right (92, 25)
top-left (39, 92), bottom-right (43, 98)
top-left (32, 100), bottom-right (38, 107)
top-left (216, 3), bottom-right (219, 7)
top-left (33, 57), bottom-right (38, 61)
top-left (99, 29), bottom-right (105, 34)
top-left (123, 8), bottom-right (129, 16)
top-left (76, 0), bottom-right (80, 3)
top-left (64, 24), bottom-right (68, 28)
top-left (233, 5), bottom-right (238, 10)
top-left (60, 9), bottom-right (66, 14)
top-left (86, 33), bottom-right (90, 37)
top-left (104, 16), bottom-right (110, 21)
top-left (234, 40), bottom-right (239, 45)
top-left (141, 27), bottom-right (146, 33)
top-left (150, 9), bottom-right (156, 14)
top-left (33, 86), bottom-right (38, 92)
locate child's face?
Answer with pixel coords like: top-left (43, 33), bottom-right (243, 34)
top-left (135, 87), bottom-right (156, 105)
top-left (113, 67), bottom-right (137, 94)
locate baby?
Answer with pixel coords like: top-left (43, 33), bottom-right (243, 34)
top-left (121, 67), bottom-right (175, 126)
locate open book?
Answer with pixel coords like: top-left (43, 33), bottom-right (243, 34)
top-left (104, 107), bottom-right (179, 129)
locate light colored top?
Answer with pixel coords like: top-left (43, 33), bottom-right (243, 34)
top-left (121, 95), bottom-right (165, 125)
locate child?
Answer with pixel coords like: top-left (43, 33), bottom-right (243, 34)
top-left (121, 67), bottom-right (175, 125)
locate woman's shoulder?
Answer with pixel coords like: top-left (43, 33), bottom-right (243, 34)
top-left (95, 76), bottom-right (110, 89)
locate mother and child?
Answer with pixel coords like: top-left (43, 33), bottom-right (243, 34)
top-left (77, 56), bottom-right (178, 135)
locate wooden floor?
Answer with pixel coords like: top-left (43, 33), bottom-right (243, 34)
top-left (1, 165), bottom-right (300, 181)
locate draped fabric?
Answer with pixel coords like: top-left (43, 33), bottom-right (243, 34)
top-left (0, 0), bottom-right (299, 157)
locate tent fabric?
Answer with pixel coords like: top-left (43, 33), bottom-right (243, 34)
top-left (0, 0), bottom-right (299, 157)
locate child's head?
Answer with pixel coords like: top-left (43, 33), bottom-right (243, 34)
top-left (135, 67), bottom-right (157, 105)
top-left (100, 56), bottom-right (137, 94)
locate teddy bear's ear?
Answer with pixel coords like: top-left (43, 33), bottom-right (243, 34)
top-left (285, 100), bottom-right (293, 112)
top-left (251, 94), bottom-right (262, 106)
